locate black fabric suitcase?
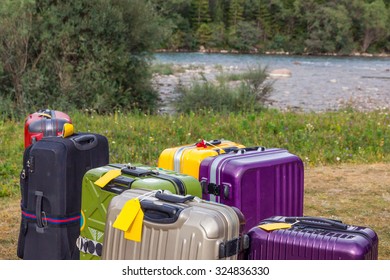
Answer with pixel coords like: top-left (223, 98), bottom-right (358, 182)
top-left (17, 133), bottom-right (109, 260)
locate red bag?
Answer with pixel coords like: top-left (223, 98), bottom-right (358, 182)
top-left (24, 109), bottom-right (72, 148)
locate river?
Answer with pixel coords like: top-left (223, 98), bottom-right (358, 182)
top-left (152, 52), bottom-right (390, 113)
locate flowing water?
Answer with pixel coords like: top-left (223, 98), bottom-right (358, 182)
top-left (153, 52), bottom-right (390, 112)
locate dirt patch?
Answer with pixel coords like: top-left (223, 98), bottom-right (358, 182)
top-left (304, 163), bottom-right (390, 259)
top-left (0, 197), bottom-right (21, 260)
top-left (1, 163), bottom-right (389, 260)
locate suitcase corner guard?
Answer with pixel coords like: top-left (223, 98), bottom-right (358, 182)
top-left (218, 235), bottom-right (250, 259)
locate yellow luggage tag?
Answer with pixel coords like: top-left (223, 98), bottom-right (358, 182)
top-left (62, 123), bottom-right (74, 138)
top-left (94, 169), bottom-right (122, 188)
top-left (113, 198), bottom-right (144, 242)
top-left (124, 207), bottom-right (144, 242)
top-left (258, 223), bottom-right (293, 232)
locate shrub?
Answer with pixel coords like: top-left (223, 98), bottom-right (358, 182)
top-left (175, 65), bottom-right (273, 114)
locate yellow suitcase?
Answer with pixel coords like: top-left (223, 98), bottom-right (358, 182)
top-left (158, 139), bottom-right (245, 179)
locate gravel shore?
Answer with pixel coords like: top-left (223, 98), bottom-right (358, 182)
top-left (152, 63), bottom-right (390, 114)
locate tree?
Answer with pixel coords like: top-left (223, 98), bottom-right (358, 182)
top-left (195, 23), bottom-right (212, 47)
top-left (303, 3), bottom-right (354, 54)
top-left (362, 0), bottom-right (389, 52)
top-left (229, 0), bottom-right (245, 30)
top-left (192, 0), bottom-right (211, 29)
top-left (150, 0), bottom-right (193, 49)
top-left (1, 0), bottom-right (164, 116)
top-left (228, 21), bottom-right (262, 51)
top-left (0, 0), bottom-right (34, 112)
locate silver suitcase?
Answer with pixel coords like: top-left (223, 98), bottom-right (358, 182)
top-left (101, 189), bottom-right (247, 260)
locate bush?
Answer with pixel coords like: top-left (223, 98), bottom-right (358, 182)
top-left (174, 65), bottom-right (273, 114)
top-left (0, 0), bottom-right (164, 118)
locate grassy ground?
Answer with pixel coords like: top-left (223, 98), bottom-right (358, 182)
top-left (0, 109), bottom-right (389, 259)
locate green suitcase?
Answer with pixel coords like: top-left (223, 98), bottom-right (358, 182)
top-left (78, 163), bottom-right (202, 260)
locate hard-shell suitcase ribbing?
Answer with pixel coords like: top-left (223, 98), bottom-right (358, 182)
top-left (199, 147), bottom-right (304, 232)
top-left (17, 133), bottom-right (109, 260)
top-left (246, 216), bottom-right (379, 260)
top-left (158, 139), bottom-right (245, 179)
top-left (79, 164), bottom-right (203, 260)
top-left (101, 189), bottom-right (248, 260)
top-left (24, 109), bottom-right (72, 149)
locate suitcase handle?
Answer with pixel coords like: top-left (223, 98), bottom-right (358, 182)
top-left (141, 200), bottom-right (182, 224)
top-left (207, 139), bottom-right (222, 146)
top-left (37, 109), bottom-right (53, 119)
top-left (121, 166), bottom-right (155, 177)
top-left (35, 191), bottom-right (46, 233)
top-left (155, 190), bottom-right (195, 204)
top-left (72, 134), bottom-right (98, 150)
top-left (285, 217), bottom-right (348, 230)
top-left (221, 147), bottom-right (239, 153)
top-left (233, 146), bottom-right (265, 154)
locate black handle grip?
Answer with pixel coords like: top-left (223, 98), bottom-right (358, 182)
top-left (141, 200), bottom-right (182, 224)
top-left (155, 191), bottom-right (195, 204)
top-left (285, 216), bottom-right (348, 230)
top-left (122, 167), bottom-right (155, 177)
top-left (221, 147), bottom-right (240, 153)
top-left (71, 134), bottom-right (98, 150)
top-left (243, 146), bottom-right (265, 152)
top-left (35, 191), bottom-right (45, 232)
top-left (208, 139), bottom-right (222, 146)
top-left (235, 146), bottom-right (265, 154)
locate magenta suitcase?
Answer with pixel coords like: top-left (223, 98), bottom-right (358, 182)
top-left (246, 216), bottom-right (379, 260)
top-left (199, 147), bottom-right (304, 232)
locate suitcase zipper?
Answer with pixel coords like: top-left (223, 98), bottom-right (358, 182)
top-left (150, 172), bottom-right (186, 195)
top-left (108, 165), bottom-right (187, 195)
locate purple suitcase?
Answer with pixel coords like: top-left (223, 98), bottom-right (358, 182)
top-left (246, 216), bottom-right (379, 260)
top-left (199, 147), bottom-right (304, 232)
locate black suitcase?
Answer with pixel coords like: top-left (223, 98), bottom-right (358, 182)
top-left (17, 133), bottom-right (109, 259)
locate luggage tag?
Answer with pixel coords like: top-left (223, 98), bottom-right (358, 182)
top-left (94, 169), bottom-right (122, 188)
top-left (258, 222), bottom-right (297, 232)
top-left (112, 191), bottom-right (158, 242)
top-left (113, 198), bottom-right (144, 242)
top-left (62, 123), bottom-right (74, 138)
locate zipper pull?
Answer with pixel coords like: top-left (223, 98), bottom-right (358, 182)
top-left (20, 169), bottom-right (26, 180)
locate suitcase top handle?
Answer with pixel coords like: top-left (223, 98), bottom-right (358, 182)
top-left (71, 134), bottom-right (98, 150)
top-left (155, 190), bottom-right (195, 204)
top-left (37, 109), bottom-right (54, 119)
top-left (140, 200), bottom-right (183, 224)
top-left (284, 217), bottom-right (348, 230)
top-left (229, 146), bottom-right (265, 154)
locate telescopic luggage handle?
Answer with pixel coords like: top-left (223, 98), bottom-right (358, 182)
top-left (285, 216), bottom-right (348, 230)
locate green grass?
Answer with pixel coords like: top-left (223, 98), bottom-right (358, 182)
top-left (150, 63), bottom-right (176, 75)
top-left (1, 109), bottom-right (389, 197)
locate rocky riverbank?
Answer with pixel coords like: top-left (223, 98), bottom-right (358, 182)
top-left (152, 62), bottom-right (390, 114)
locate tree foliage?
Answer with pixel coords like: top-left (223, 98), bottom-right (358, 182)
top-left (152, 0), bottom-right (390, 54)
top-left (0, 0), bottom-right (164, 117)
